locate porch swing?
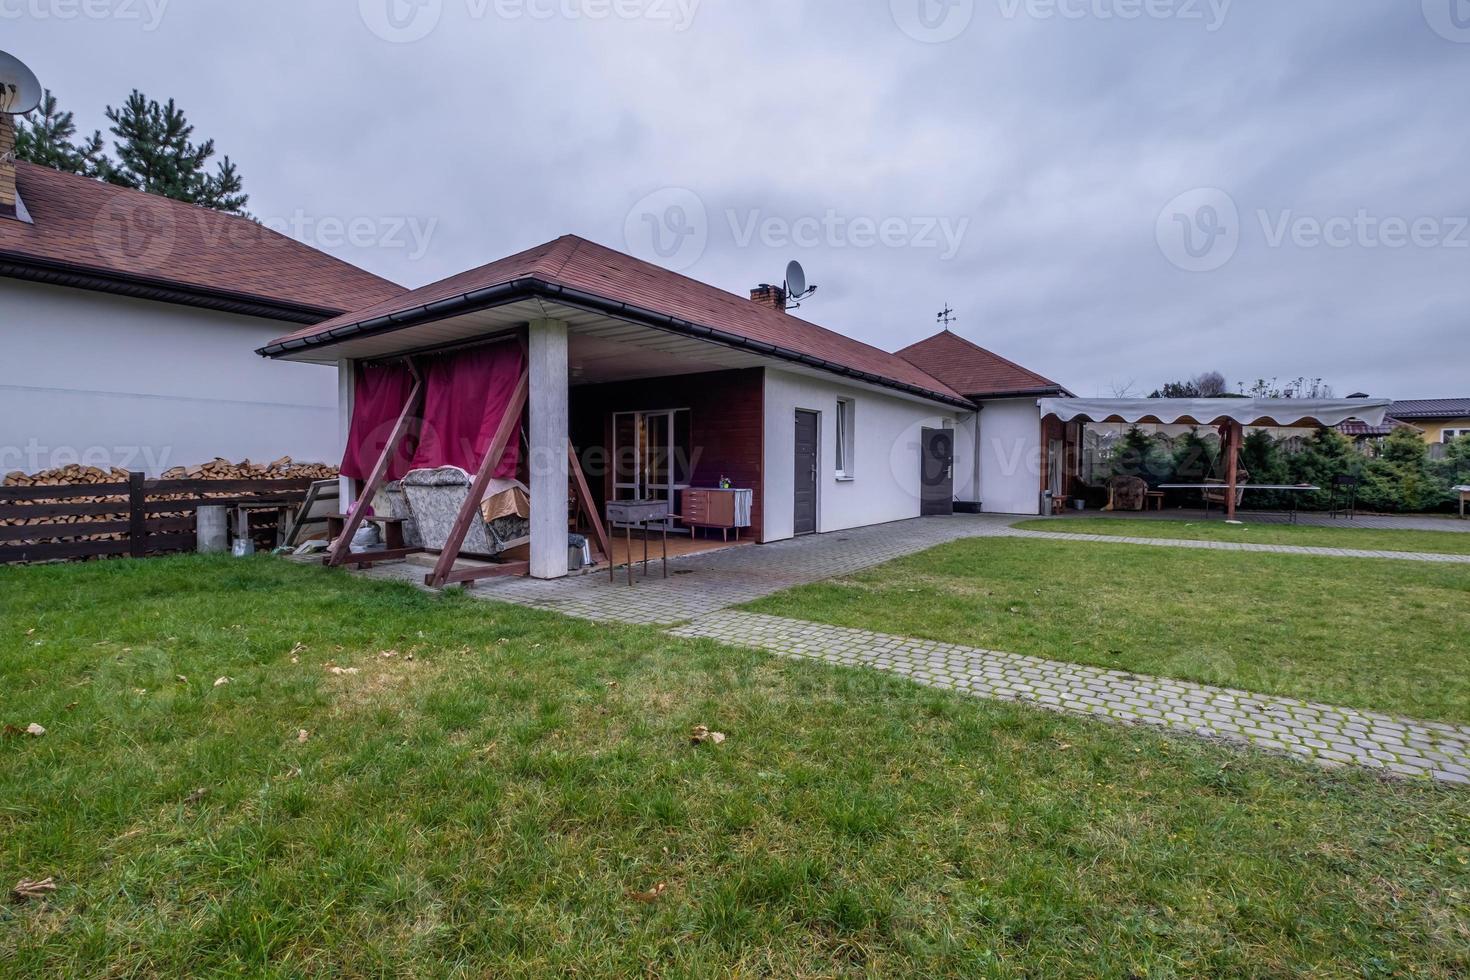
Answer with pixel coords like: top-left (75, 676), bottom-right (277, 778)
top-left (326, 332), bottom-right (609, 587)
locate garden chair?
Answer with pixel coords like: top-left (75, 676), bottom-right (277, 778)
top-left (1107, 475), bottom-right (1149, 512)
top-left (1329, 474), bottom-right (1359, 520)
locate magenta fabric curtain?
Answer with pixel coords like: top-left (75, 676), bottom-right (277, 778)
top-left (340, 340), bottom-right (526, 483)
top-left (340, 362), bottom-right (419, 481)
top-left (409, 343), bottom-right (525, 479)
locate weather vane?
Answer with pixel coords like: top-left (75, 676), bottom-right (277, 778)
top-left (937, 303), bottom-right (957, 329)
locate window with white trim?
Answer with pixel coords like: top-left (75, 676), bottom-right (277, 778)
top-left (835, 398), bottom-right (856, 480)
top-left (1445, 428), bottom-right (1470, 443)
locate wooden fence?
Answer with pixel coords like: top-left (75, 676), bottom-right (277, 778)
top-left (0, 474), bottom-right (312, 565)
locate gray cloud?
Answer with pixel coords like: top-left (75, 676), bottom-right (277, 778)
top-left (8, 0), bottom-right (1467, 398)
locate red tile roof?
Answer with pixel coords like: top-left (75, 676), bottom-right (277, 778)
top-left (894, 330), bottom-right (1070, 399)
top-left (1, 162), bottom-right (405, 319)
top-left (1336, 416), bottom-right (1422, 438)
top-left (263, 235), bottom-right (970, 405)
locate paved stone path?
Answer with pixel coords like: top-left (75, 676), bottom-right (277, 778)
top-left (357, 514), bottom-right (1018, 625)
top-left (671, 611), bottom-right (1470, 786)
top-left (1007, 528), bottom-right (1470, 564)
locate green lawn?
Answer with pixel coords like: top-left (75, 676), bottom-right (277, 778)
top-left (1013, 517), bottom-right (1470, 555)
top-left (745, 537), bottom-right (1470, 726)
top-left (2, 557), bottom-right (1468, 976)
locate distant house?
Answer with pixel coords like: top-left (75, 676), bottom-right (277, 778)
top-left (1388, 399), bottom-right (1470, 446)
top-left (1335, 415), bottom-right (1422, 451)
top-left (1, 161), bottom-right (405, 476)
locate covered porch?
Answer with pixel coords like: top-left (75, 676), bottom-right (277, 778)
top-left (292, 295), bottom-right (776, 585)
top-left (1037, 397), bottom-right (1392, 521)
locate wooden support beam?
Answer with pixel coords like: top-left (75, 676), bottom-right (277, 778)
top-left (433, 560), bottom-right (530, 587)
top-left (327, 363), bottom-right (423, 567)
top-left (1224, 420), bottom-right (1242, 521)
top-left (425, 367), bottom-right (530, 589)
top-left (569, 442), bottom-right (610, 560)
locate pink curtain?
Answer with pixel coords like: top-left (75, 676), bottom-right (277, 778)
top-left (340, 362), bottom-right (418, 481)
top-left (340, 340), bottom-right (525, 483)
top-left (410, 343), bottom-right (525, 478)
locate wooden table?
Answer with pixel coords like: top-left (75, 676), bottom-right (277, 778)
top-left (606, 499), bottom-right (671, 586)
top-left (1144, 491), bottom-right (1165, 512)
top-left (1456, 486), bottom-right (1470, 519)
top-left (1159, 484), bottom-right (1320, 523)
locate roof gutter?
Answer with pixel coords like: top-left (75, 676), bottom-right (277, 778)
top-left (0, 251), bottom-right (343, 324)
top-left (257, 276), bottom-right (977, 410)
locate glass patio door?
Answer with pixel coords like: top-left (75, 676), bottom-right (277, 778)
top-left (611, 408), bottom-right (692, 531)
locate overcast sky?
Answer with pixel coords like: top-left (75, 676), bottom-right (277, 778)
top-left (9, 0), bottom-right (1468, 398)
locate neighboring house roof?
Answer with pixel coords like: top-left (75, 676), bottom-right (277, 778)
top-left (894, 330), bottom-right (1072, 399)
top-left (1388, 398), bottom-right (1470, 420)
top-left (260, 234), bottom-right (972, 407)
top-left (1336, 416), bottom-right (1421, 438)
top-left (0, 162), bottom-right (406, 323)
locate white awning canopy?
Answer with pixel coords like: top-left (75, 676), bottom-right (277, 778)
top-left (1039, 397), bottom-right (1391, 429)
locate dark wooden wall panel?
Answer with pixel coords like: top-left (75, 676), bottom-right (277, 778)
top-left (570, 368), bottom-right (764, 542)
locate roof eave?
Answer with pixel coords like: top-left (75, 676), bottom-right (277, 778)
top-left (258, 276), bottom-right (977, 410)
top-left (968, 385), bottom-right (1074, 400)
top-left (0, 251), bottom-right (343, 324)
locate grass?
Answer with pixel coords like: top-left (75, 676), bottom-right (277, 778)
top-left (1013, 517), bottom-right (1470, 555)
top-left (745, 537), bottom-right (1470, 726)
top-left (0, 556), bottom-right (1466, 975)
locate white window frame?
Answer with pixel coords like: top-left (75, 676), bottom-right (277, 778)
top-left (1444, 428), bottom-right (1470, 443)
top-left (834, 398), bottom-right (856, 481)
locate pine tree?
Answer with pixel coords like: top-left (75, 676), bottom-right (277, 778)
top-left (1171, 427), bottom-right (1219, 483)
top-left (1110, 426), bottom-right (1173, 484)
top-left (14, 89), bottom-right (107, 176)
top-left (102, 91), bottom-right (249, 215)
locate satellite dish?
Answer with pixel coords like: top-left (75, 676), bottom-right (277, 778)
top-left (0, 51), bottom-right (43, 115)
top-left (784, 260), bottom-right (807, 299)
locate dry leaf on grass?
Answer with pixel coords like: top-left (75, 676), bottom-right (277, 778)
top-left (379, 650), bottom-right (399, 659)
top-left (213, 677), bottom-right (231, 687)
top-left (176, 675), bottom-right (188, 684)
top-left (184, 787), bottom-right (209, 804)
top-left (296, 729), bottom-right (310, 743)
top-left (625, 882), bottom-right (668, 904)
top-left (327, 666), bottom-right (360, 676)
top-left (689, 725), bottom-right (726, 746)
top-left (12, 878), bottom-right (57, 902)
top-left (25, 723), bottom-right (45, 737)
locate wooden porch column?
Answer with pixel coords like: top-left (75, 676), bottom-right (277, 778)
top-left (529, 319), bottom-right (570, 579)
top-left (1224, 420), bottom-right (1243, 521)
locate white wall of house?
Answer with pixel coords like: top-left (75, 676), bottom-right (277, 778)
top-left (762, 367), bottom-right (973, 541)
top-left (0, 278), bottom-right (340, 476)
top-left (976, 397), bottom-right (1043, 515)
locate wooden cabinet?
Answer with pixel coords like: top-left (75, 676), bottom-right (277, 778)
top-left (680, 488), bottom-right (753, 541)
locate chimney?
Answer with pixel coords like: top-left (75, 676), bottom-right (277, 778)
top-left (0, 112), bottom-right (16, 219)
top-left (750, 283), bottom-right (786, 312)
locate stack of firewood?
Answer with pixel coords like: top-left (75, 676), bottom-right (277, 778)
top-left (2, 465), bottom-right (132, 488)
top-left (157, 457), bottom-right (339, 481)
top-left (1, 459), bottom-right (339, 543)
top-left (3, 458), bottom-right (339, 488)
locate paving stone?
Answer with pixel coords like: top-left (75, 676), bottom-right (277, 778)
top-left (670, 610), bottom-right (1470, 789)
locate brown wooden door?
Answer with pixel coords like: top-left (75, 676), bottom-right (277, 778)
top-left (920, 427), bottom-right (954, 516)
top-left (793, 410), bottom-right (819, 536)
